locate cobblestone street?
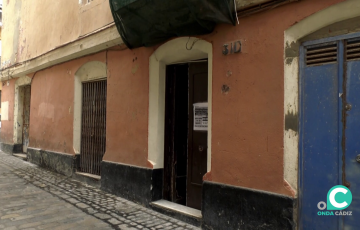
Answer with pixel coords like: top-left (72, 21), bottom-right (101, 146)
top-left (0, 151), bottom-right (199, 230)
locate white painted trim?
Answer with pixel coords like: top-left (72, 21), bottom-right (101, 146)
top-left (73, 61), bottom-right (107, 154)
top-left (1, 101), bottom-right (9, 121)
top-left (13, 76), bottom-right (32, 144)
top-left (1, 25), bottom-right (122, 81)
top-left (148, 37), bottom-right (213, 170)
top-left (284, 0), bottom-right (360, 193)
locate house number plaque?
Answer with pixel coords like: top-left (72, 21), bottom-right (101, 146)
top-left (222, 41), bottom-right (242, 55)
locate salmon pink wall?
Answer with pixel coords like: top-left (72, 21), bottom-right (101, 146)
top-left (103, 0), bottom-right (345, 196)
top-left (28, 52), bottom-right (107, 154)
top-left (0, 79), bottom-right (16, 144)
top-left (104, 48), bottom-right (154, 167)
top-left (0, 0), bottom-right (346, 197)
top-left (202, 0), bottom-right (344, 196)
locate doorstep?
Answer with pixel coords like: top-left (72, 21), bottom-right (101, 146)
top-left (73, 171), bottom-right (101, 188)
top-left (13, 153), bottom-right (27, 161)
top-left (150, 199), bottom-right (202, 227)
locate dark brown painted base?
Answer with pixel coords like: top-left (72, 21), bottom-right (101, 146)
top-left (27, 147), bottom-right (76, 177)
top-left (202, 181), bottom-right (295, 230)
top-left (1, 143), bottom-right (22, 154)
top-left (101, 161), bottom-right (163, 207)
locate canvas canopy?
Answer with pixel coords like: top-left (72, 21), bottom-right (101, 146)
top-left (109, 0), bottom-right (236, 49)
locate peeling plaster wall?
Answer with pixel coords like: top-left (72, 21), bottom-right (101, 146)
top-left (284, 57), bottom-right (299, 191)
top-left (1, 0), bottom-right (113, 68)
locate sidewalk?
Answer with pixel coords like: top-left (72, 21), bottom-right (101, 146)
top-left (0, 151), bottom-right (199, 230)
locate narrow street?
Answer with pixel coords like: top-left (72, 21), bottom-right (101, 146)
top-left (0, 152), bottom-right (199, 230)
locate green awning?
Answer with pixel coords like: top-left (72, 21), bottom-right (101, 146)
top-left (110, 0), bottom-right (236, 49)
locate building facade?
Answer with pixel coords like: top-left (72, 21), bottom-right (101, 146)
top-left (1, 0), bottom-right (360, 229)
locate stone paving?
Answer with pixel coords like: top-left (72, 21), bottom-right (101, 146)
top-left (0, 151), bottom-right (199, 230)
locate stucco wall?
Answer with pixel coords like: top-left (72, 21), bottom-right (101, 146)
top-left (1, 0), bottom-right (113, 68)
top-left (0, 0), bottom-right (350, 198)
top-left (205, 0), bottom-right (345, 196)
top-left (27, 52), bottom-right (106, 154)
top-left (0, 79), bottom-right (16, 144)
top-left (104, 48), bottom-right (154, 167)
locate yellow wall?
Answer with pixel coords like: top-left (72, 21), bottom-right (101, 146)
top-left (1, 0), bottom-right (113, 68)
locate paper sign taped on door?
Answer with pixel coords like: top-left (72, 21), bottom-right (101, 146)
top-left (193, 102), bottom-right (208, 131)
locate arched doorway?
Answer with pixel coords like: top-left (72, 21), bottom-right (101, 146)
top-left (13, 76), bottom-right (32, 153)
top-left (74, 61), bottom-right (107, 176)
top-left (148, 37), bottom-right (213, 210)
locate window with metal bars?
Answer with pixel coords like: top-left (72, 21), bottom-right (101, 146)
top-left (80, 80), bottom-right (107, 176)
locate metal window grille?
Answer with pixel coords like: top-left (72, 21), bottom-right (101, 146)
top-left (80, 80), bottom-right (107, 176)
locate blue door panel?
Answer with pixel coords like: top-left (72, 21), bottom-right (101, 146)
top-left (344, 60), bottom-right (360, 229)
top-left (302, 63), bottom-right (340, 229)
top-left (301, 35), bottom-right (360, 230)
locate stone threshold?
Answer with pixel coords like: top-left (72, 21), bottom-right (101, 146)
top-left (73, 171), bottom-right (101, 189)
top-left (150, 200), bottom-right (202, 227)
top-left (13, 153), bottom-right (27, 161)
top-left (75, 172), bottom-right (101, 180)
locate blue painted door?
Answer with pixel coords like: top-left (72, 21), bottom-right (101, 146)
top-left (343, 48), bottom-right (360, 228)
top-left (301, 37), bottom-right (360, 229)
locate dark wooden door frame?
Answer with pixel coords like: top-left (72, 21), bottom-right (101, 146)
top-left (163, 61), bottom-right (208, 210)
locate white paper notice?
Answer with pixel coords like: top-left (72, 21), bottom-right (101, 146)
top-left (193, 102), bottom-right (208, 131)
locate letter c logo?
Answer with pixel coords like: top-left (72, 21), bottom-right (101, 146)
top-left (329, 188), bottom-right (348, 208)
top-left (327, 185), bottom-right (352, 210)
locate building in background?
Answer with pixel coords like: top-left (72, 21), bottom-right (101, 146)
top-left (1, 0), bottom-right (360, 229)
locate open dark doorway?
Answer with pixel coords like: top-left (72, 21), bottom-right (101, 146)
top-left (163, 61), bottom-right (208, 210)
top-left (22, 85), bottom-right (31, 153)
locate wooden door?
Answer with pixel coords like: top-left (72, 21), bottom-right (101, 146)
top-left (187, 62), bottom-right (208, 210)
